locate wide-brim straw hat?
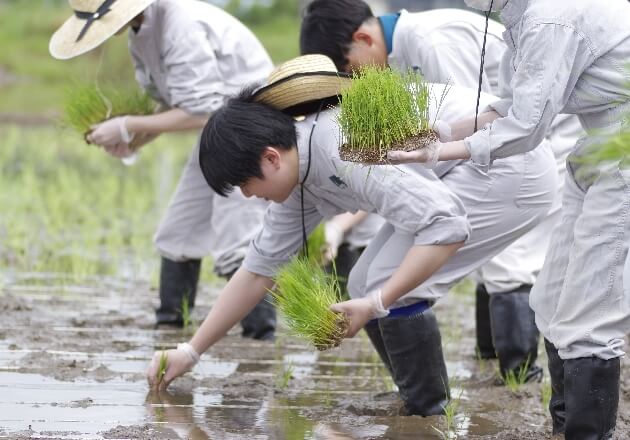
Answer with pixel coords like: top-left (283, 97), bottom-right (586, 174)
top-left (253, 54), bottom-right (352, 116)
top-left (50, 0), bottom-right (156, 60)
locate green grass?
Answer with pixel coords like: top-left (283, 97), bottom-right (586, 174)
top-left (433, 381), bottom-right (464, 440)
top-left (502, 358), bottom-right (532, 393)
top-left (0, 125), bottom-right (194, 282)
top-left (157, 350), bottom-right (168, 384)
top-left (63, 82), bottom-right (154, 138)
top-left (271, 257), bottom-right (348, 351)
top-left (541, 378), bottom-right (552, 410)
top-left (275, 362), bottom-right (294, 390)
top-left (338, 66), bottom-right (431, 154)
top-left (0, 0), bottom-right (299, 115)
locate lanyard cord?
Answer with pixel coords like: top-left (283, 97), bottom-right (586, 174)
top-left (300, 101), bottom-right (325, 259)
top-left (474, 0), bottom-right (494, 133)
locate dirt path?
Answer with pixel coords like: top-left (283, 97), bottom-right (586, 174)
top-left (1, 273), bottom-right (629, 439)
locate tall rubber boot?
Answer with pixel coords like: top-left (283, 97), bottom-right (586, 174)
top-left (240, 295), bottom-right (276, 341)
top-left (155, 258), bottom-right (201, 327)
top-left (545, 339), bottom-right (566, 435)
top-left (475, 283), bottom-right (496, 359)
top-left (489, 284), bottom-right (543, 382)
top-left (378, 308), bottom-right (449, 416)
top-left (564, 356), bottom-right (620, 440)
top-left (364, 320), bottom-right (393, 375)
top-left (223, 270), bottom-right (277, 341)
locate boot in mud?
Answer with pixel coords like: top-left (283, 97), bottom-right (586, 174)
top-left (564, 356), bottom-right (620, 440)
top-left (378, 308), bottom-right (449, 416)
top-left (475, 283), bottom-right (497, 359)
top-left (223, 270), bottom-right (277, 341)
top-left (545, 339), bottom-right (566, 435)
top-left (155, 258), bottom-right (201, 328)
top-left (489, 284), bottom-right (543, 383)
top-left (364, 320), bottom-right (393, 375)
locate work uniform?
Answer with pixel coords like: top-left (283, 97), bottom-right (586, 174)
top-left (242, 85), bottom-right (555, 414)
top-left (129, 0), bottom-right (274, 335)
top-left (130, 0), bottom-right (271, 274)
top-left (463, 0), bottom-right (630, 436)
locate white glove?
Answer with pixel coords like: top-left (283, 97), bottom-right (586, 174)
top-left (323, 221), bottom-right (344, 263)
top-left (87, 116), bottom-right (135, 148)
top-left (146, 342), bottom-right (200, 390)
top-left (366, 289), bottom-right (390, 319)
top-left (387, 139), bottom-right (443, 168)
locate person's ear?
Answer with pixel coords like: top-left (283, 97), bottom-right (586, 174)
top-left (261, 146), bottom-right (282, 170)
top-left (351, 28), bottom-right (373, 48)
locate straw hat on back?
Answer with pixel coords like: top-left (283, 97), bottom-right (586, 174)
top-left (253, 54), bottom-right (352, 116)
top-left (50, 0), bottom-right (156, 60)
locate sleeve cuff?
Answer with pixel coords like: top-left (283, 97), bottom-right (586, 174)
top-left (464, 132), bottom-right (491, 172)
top-left (413, 216), bottom-right (470, 246)
top-left (242, 245), bottom-right (290, 278)
top-left (489, 98), bottom-right (511, 118)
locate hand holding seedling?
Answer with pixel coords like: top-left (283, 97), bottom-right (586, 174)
top-left (87, 116), bottom-right (133, 150)
top-left (330, 290), bottom-right (389, 338)
top-left (147, 343), bottom-right (199, 390)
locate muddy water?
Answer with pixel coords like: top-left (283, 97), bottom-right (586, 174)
top-left (1, 274), bottom-right (630, 439)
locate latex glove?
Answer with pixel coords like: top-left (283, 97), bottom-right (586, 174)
top-left (387, 139), bottom-right (442, 167)
top-left (433, 119), bottom-right (452, 142)
top-left (146, 342), bottom-right (199, 390)
top-left (87, 116), bottom-right (134, 148)
top-left (103, 142), bottom-right (135, 159)
top-left (322, 221), bottom-right (344, 263)
top-left (330, 289), bottom-right (389, 338)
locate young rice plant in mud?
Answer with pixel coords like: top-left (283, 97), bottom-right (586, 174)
top-left (180, 295), bottom-right (195, 332)
top-left (271, 257), bottom-right (349, 351)
top-left (541, 378), bottom-right (552, 410)
top-left (433, 380), bottom-right (465, 440)
top-left (157, 350), bottom-right (168, 385)
top-left (63, 82), bottom-right (153, 147)
top-left (502, 357), bottom-right (532, 393)
top-left (337, 66), bottom-right (435, 164)
top-left (275, 362), bottom-right (294, 390)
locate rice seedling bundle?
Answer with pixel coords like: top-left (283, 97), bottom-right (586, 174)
top-left (338, 66), bottom-right (436, 164)
top-left (63, 82), bottom-right (154, 150)
top-left (299, 223), bottom-right (327, 266)
top-left (271, 257), bottom-right (349, 351)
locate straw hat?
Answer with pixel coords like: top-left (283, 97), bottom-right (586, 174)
top-left (50, 0), bottom-right (156, 60)
top-left (253, 55), bottom-right (351, 116)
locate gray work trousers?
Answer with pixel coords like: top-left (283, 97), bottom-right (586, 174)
top-left (153, 140), bottom-right (267, 276)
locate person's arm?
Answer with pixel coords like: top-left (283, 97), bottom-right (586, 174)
top-left (332, 241), bottom-right (463, 337)
top-left (147, 267), bottom-right (273, 390)
top-left (126, 108), bottom-right (208, 134)
top-left (322, 211), bottom-right (370, 262)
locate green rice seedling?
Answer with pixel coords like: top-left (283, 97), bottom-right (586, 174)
top-left (338, 65), bottom-right (436, 164)
top-left (502, 357), bottom-right (532, 393)
top-left (157, 350), bottom-right (168, 384)
top-left (180, 294), bottom-right (194, 332)
top-left (432, 380), bottom-right (464, 440)
top-left (541, 377), bottom-right (552, 409)
top-left (63, 82), bottom-right (153, 148)
top-left (574, 120), bottom-right (630, 165)
top-left (299, 223), bottom-right (327, 266)
top-left (276, 362), bottom-right (294, 390)
top-left (271, 257), bottom-right (349, 351)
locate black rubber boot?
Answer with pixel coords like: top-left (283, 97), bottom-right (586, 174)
top-left (489, 284), bottom-right (543, 383)
top-left (545, 339), bottom-right (566, 435)
top-left (377, 308), bottom-right (449, 416)
top-left (475, 283), bottom-right (496, 359)
top-left (364, 320), bottom-right (393, 375)
top-left (240, 295), bottom-right (276, 341)
top-left (223, 270), bottom-right (277, 341)
top-left (155, 258), bottom-right (201, 327)
top-left (564, 356), bottom-right (620, 440)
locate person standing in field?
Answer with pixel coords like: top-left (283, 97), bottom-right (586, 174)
top-left (299, 0), bottom-right (583, 383)
top-left (383, 0), bottom-right (630, 437)
top-left (49, 0), bottom-right (277, 339)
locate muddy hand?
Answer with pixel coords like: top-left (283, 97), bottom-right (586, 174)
top-left (146, 346), bottom-right (197, 390)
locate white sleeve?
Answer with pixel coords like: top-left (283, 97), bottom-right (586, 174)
top-left (465, 22), bottom-right (594, 167)
top-left (242, 191), bottom-right (324, 277)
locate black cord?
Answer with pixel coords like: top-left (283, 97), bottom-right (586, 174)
top-left (300, 100), bottom-right (325, 259)
top-left (474, 0), bottom-right (494, 133)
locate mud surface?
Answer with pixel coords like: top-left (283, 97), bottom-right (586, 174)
top-left (2, 273), bottom-right (630, 439)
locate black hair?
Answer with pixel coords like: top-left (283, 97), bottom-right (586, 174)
top-left (199, 88), bottom-right (298, 197)
top-left (300, 0), bottom-right (374, 71)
